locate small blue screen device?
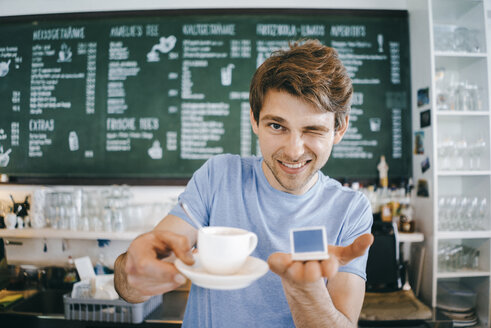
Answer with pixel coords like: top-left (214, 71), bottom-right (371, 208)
top-left (290, 226), bottom-right (329, 261)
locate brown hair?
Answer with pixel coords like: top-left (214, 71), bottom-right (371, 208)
top-left (249, 39), bottom-right (352, 131)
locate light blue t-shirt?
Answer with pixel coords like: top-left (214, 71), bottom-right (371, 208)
top-left (169, 154), bottom-right (373, 328)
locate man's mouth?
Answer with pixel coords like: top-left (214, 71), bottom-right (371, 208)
top-left (278, 160), bottom-right (310, 170)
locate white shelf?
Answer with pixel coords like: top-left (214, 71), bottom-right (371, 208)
top-left (434, 51), bottom-right (488, 58)
top-left (437, 271), bottom-right (491, 278)
top-left (410, 1), bottom-right (491, 325)
top-left (437, 110), bottom-right (490, 116)
top-left (0, 228), bottom-right (145, 240)
top-left (437, 170), bottom-right (491, 176)
top-left (438, 231), bottom-right (491, 239)
top-left (399, 232), bottom-right (425, 243)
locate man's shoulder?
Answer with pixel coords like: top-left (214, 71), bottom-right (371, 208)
top-left (318, 174), bottom-right (353, 195)
top-left (198, 155), bottom-right (259, 194)
top-left (319, 175), bottom-right (369, 206)
top-left (207, 154), bottom-right (258, 171)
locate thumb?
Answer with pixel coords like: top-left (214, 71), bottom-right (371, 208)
top-left (353, 233), bottom-right (374, 255)
top-left (338, 233), bottom-right (374, 265)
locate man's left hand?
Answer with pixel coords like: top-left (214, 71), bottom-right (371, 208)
top-left (268, 233), bottom-right (374, 284)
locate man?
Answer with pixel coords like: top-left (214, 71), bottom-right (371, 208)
top-left (114, 39), bottom-right (374, 327)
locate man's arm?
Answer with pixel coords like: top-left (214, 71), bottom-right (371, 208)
top-left (282, 272), bottom-right (365, 327)
top-left (114, 214), bottom-right (197, 303)
top-left (268, 233), bottom-right (373, 327)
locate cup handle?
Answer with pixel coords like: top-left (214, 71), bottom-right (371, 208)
top-left (248, 233), bottom-right (258, 255)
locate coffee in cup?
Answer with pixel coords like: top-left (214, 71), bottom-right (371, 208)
top-left (198, 226), bottom-right (258, 275)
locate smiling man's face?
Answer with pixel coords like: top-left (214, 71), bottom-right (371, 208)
top-left (251, 89), bottom-right (348, 195)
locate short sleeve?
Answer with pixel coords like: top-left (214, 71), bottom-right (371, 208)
top-left (338, 193), bottom-right (373, 280)
top-left (168, 158), bottom-right (215, 228)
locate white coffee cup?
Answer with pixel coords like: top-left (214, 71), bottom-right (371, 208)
top-left (198, 226), bottom-right (258, 275)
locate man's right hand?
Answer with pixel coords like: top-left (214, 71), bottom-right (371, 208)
top-left (114, 229), bottom-right (195, 303)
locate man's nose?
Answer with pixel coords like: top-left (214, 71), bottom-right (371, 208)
top-left (284, 132), bottom-right (305, 160)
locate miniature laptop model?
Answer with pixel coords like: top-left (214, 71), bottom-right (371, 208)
top-left (290, 226), bottom-right (329, 261)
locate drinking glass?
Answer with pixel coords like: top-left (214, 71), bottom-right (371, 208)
top-left (438, 242), bottom-right (480, 273)
top-left (68, 206), bottom-right (78, 231)
top-left (455, 27), bottom-right (481, 53)
top-left (454, 139), bottom-right (468, 170)
top-left (45, 192), bottom-right (61, 229)
top-left (469, 138), bottom-right (487, 170)
top-left (466, 84), bottom-right (482, 111)
top-left (103, 206), bottom-right (113, 232)
top-left (478, 197), bottom-right (488, 229)
top-left (447, 196), bottom-right (459, 230)
top-left (434, 25), bottom-right (453, 51)
top-left (438, 138), bottom-right (455, 170)
top-left (111, 198), bottom-right (125, 232)
top-left (468, 197), bottom-right (480, 230)
top-left (438, 196), bottom-right (449, 230)
top-left (455, 82), bottom-right (468, 111)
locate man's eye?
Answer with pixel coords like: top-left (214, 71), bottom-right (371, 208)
top-left (270, 123), bottom-right (282, 130)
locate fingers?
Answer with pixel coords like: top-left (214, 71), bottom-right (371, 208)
top-left (268, 252), bottom-right (292, 276)
top-left (286, 262), bottom-right (305, 281)
top-left (320, 255), bottom-right (340, 280)
top-left (123, 231), bottom-right (193, 296)
top-left (268, 253), bottom-right (322, 283)
top-left (126, 258), bottom-right (185, 295)
top-left (304, 261), bottom-right (321, 282)
top-left (268, 253), bottom-right (307, 282)
top-left (269, 234), bottom-right (374, 284)
top-left (153, 230), bottom-right (195, 265)
top-left (329, 233), bottom-right (374, 266)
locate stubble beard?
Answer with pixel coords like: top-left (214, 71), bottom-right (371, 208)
top-left (263, 154), bottom-right (319, 194)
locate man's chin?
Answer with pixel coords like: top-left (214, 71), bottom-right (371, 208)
top-left (276, 175), bottom-right (313, 194)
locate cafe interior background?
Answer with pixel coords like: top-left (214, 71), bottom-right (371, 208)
top-left (1, 0), bottom-right (491, 326)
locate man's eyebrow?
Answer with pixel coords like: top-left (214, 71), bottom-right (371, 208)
top-left (261, 115), bottom-right (330, 132)
top-left (304, 125), bottom-right (330, 132)
top-left (260, 115), bottom-right (287, 124)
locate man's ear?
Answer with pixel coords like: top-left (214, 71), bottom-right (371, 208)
top-left (334, 115), bottom-right (350, 144)
top-left (250, 109), bottom-right (259, 135)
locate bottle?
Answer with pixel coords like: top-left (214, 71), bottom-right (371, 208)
top-left (63, 256), bottom-right (78, 284)
top-left (94, 253), bottom-right (106, 275)
top-left (103, 205), bottom-right (112, 232)
top-left (399, 201), bottom-right (415, 233)
top-left (381, 203), bottom-right (392, 222)
top-left (377, 155), bottom-right (389, 188)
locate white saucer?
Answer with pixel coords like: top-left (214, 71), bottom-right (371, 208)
top-left (175, 254), bottom-right (269, 290)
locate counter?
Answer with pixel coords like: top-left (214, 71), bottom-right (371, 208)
top-left (1, 288), bottom-right (453, 327)
top-left (0, 290), bottom-right (188, 328)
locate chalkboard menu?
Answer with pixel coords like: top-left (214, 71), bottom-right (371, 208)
top-left (0, 9), bottom-right (411, 181)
